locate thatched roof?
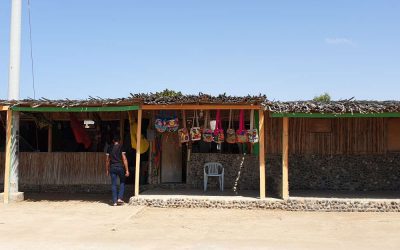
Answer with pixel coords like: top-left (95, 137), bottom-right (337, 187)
top-left (0, 93), bottom-right (266, 108)
top-left (263, 100), bottom-right (400, 114)
top-left (0, 97), bottom-right (139, 108)
top-left (130, 93), bottom-right (265, 105)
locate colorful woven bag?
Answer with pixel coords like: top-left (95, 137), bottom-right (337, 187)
top-left (166, 112), bottom-right (179, 132)
top-left (226, 110), bottom-right (236, 144)
top-left (202, 111), bottom-right (213, 143)
top-left (190, 110), bottom-right (201, 141)
top-left (178, 111), bottom-right (190, 143)
top-left (247, 110), bottom-right (259, 143)
top-left (213, 110), bottom-right (225, 143)
top-left (155, 112), bottom-right (167, 133)
top-left (236, 109), bottom-right (248, 143)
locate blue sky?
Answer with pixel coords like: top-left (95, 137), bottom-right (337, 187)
top-left (1, 0), bottom-right (399, 101)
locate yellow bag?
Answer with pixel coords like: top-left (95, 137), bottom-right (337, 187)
top-left (128, 111), bottom-right (149, 154)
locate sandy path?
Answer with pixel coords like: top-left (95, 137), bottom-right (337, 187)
top-left (0, 200), bottom-right (400, 249)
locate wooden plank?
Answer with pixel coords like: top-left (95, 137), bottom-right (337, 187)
top-left (258, 110), bottom-right (266, 199)
top-left (3, 110), bottom-right (12, 203)
top-left (47, 114), bottom-right (52, 152)
top-left (0, 106), bottom-right (9, 111)
top-left (142, 104), bottom-right (261, 110)
top-left (134, 110), bottom-right (142, 196)
top-left (282, 117), bottom-right (289, 199)
top-left (120, 112), bottom-right (125, 145)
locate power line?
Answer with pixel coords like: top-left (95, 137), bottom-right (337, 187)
top-left (27, 0), bottom-right (36, 99)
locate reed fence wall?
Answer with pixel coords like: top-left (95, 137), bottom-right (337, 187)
top-left (0, 152), bottom-right (109, 186)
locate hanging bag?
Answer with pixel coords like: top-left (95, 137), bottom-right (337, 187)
top-left (166, 111), bottom-right (179, 132)
top-left (202, 111), bottom-right (214, 143)
top-left (236, 109), bottom-right (248, 143)
top-left (247, 110), bottom-right (259, 143)
top-left (190, 110), bottom-right (202, 141)
top-left (213, 110), bottom-right (225, 143)
top-left (226, 110), bottom-right (236, 144)
top-left (155, 111), bottom-right (167, 133)
top-left (178, 111), bottom-right (190, 143)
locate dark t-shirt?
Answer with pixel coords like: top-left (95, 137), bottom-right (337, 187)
top-left (106, 143), bottom-right (126, 167)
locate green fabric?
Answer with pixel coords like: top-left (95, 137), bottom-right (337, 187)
top-left (11, 105), bottom-right (139, 112)
top-left (253, 111), bottom-right (260, 155)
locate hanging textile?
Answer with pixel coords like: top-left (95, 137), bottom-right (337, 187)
top-left (128, 111), bottom-right (149, 154)
top-left (213, 110), bottom-right (225, 143)
top-left (70, 114), bottom-right (92, 149)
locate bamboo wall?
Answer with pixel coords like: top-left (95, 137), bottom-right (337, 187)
top-left (265, 116), bottom-right (396, 155)
top-left (0, 152), bottom-right (109, 185)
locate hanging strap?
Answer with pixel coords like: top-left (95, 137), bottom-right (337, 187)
top-left (182, 110), bottom-right (186, 128)
top-left (192, 110), bottom-right (199, 128)
top-left (228, 110), bottom-right (232, 129)
top-left (239, 110), bottom-right (245, 131)
top-left (203, 110), bottom-right (208, 129)
top-left (250, 110), bottom-right (254, 130)
top-left (215, 110), bottom-right (222, 130)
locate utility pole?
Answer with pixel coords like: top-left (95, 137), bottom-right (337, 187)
top-left (3, 0), bottom-right (23, 203)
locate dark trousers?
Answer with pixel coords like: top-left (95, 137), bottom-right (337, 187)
top-left (110, 166), bottom-right (126, 203)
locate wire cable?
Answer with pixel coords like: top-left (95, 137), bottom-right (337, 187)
top-left (27, 0), bottom-right (36, 99)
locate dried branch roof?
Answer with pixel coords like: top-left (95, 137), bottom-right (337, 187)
top-left (130, 93), bottom-right (265, 105)
top-left (1, 93), bottom-right (399, 114)
top-left (0, 93), bottom-right (266, 108)
top-left (263, 100), bottom-right (400, 114)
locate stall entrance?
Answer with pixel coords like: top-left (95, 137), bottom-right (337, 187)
top-left (161, 132), bottom-right (182, 183)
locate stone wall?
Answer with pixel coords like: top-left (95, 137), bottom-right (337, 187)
top-left (267, 154), bottom-right (400, 192)
top-left (188, 153), bottom-right (400, 193)
top-left (187, 153), bottom-right (259, 190)
top-left (130, 197), bottom-right (400, 212)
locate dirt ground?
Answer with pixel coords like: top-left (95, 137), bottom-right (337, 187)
top-left (1, 196), bottom-right (400, 250)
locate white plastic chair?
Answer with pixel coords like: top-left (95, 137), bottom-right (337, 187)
top-left (204, 162), bottom-right (224, 191)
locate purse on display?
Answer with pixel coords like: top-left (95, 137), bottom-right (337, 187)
top-left (226, 109), bottom-right (236, 144)
top-left (236, 109), bottom-right (248, 143)
top-left (155, 112), bottom-right (167, 133)
top-left (178, 110), bottom-right (190, 143)
top-left (247, 110), bottom-right (259, 143)
top-left (213, 110), bottom-right (225, 144)
top-left (166, 112), bottom-right (179, 132)
top-left (202, 111), bottom-right (214, 143)
top-left (190, 110), bottom-right (202, 141)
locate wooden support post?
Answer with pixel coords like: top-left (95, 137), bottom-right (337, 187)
top-left (3, 110), bottom-right (12, 203)
top-left (47, 115), bottom-right (52, 152)
top-left (259, 110), bottom-right (266, 199)
top-left (120, 112), bottom-right (125, 145)
top-left (134, 110), bottom-right (142, 196)
top-left (282, 117), bottom-right (289, 200)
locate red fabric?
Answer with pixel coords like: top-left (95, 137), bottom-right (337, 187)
top-left (70, 114), bottom-right (92, 149)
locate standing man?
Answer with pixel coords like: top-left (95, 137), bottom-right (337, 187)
top-left (106, 134), bottom-right (129, 206)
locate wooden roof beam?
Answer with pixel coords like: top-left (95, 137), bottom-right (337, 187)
top-left (142, 104), bottom-right (262, 110)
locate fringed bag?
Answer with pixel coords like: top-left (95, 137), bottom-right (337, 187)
top-left (213, 110), bottom-right (225, 143)
top-left (226, 110), bottom-right (236, 144)
top-left (236, 109), bottom-right (248, 143)
top-left (190, 110), bottom-right (202, 141)
top-left (247, 110), bottom-right (259, 143)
